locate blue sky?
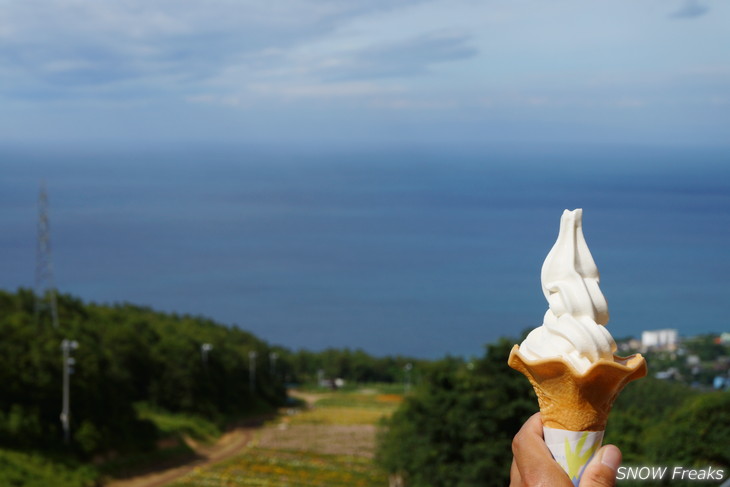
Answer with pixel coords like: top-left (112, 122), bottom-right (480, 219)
top-left (1, 0), bottom-right (728, 148)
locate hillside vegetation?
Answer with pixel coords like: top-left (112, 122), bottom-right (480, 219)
top-left (0, 288), bottom-right (287, 458)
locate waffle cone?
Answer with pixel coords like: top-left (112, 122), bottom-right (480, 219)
top-left (508, 345), bottom-right (647, 431)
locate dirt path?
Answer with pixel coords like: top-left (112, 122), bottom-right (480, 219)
top-left (103, 423), bottom-right (260, 487)
top-left (102, 390), bottom-right (338, 487)
top-left (287, 389), bottom-right (321, 407)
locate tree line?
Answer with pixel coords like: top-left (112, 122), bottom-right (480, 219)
top-left (286, 347), bottom-right (426, 386)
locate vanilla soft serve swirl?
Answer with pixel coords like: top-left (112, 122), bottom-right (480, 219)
top-left (519, 209), bottom-right (617, 373)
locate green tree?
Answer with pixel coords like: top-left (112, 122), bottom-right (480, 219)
top-left (376, 338), bottom-right (534, 487)
top-left (604, 377), bottom-right (697, 463)
top-left (645, 392), bottom-right (730, 468)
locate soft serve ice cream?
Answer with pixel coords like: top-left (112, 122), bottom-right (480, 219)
top-left (519, 208), bottom-right (617, 374)
top-left (507, 208), bottom-right (647, 486)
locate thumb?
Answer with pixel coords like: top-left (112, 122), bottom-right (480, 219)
top-left (579, 445), bottom-right (622, 487)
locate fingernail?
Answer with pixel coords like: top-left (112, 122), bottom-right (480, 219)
top-left (600, 446), bottom-right (621, 473)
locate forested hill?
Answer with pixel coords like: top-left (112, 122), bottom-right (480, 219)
top-left (0, 288), bottom-right (289, 455)
top-left (0, 289), bottom-right (422, 457)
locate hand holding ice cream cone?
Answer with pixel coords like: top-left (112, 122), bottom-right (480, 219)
top-left (511, 413), bottom-right (623, 487)
top-left (509, 209), bottom-right (646, 485)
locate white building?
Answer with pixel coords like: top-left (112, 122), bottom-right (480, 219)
top-left (641, 329), bottom-right (678, 352)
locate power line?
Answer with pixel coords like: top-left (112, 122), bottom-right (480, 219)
top-left (34, 182), bottom-right (60, 328)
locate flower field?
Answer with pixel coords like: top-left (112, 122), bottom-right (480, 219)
top-left (168, 387), bottom-right (401, 487)
top-left (286, 406), bottom-right (389, 426)
top-left (311, 393), bottom-right (403, 411)
top-left (169, 448), bottom-right (387, 487)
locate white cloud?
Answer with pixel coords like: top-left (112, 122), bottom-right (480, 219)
top-left (316, 31), bottom-right (478, 81)
top-left (371, 98), bottom-right (458, 110)
top-left (185, 94), bottom-right (248, 107)
top-left (669, 0), bottom-right (710, 19)
top-left (249, 81), bottom-right (402, 99)
top-left (0, 0), bottom-right (431, 98)
top-left (615, 98), bottom-right (647, 108)
top-left (0, 0), bottom-right (728, 146)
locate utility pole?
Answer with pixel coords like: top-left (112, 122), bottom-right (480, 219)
top-left (61, 339), bottom-right (78, 444)
top-left (269, 352), bottom-right (278, 377)
top-left (404, 363), bottom-right (413, 393)
top-left (249, 351), bottom-right (257, 392)
top-left (201, 343), bottom-right (213, 367)
top-left (35, 182), bottom-right (60, 328)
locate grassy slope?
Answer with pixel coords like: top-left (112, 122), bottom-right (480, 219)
top-left (169, 386), bottom-right (402, 487)
top-left (0, 449), bottom-right (98, 487)
top-left (0, 405), bottom-right (223, 487)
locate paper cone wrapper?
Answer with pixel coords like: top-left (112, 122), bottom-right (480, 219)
top-left (544, 426), bottom-right (604, 487)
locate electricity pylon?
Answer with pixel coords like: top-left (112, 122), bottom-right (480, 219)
top-left (34, 182), bottom-right (60, 328)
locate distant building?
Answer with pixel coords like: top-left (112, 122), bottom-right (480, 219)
top-left (641, 329), bottom-right (678, 352)
top-left (686, 355), bottom-right (700, 366)
top-left (720, 332), bottom-right (730, 345)
top-left (617, 338), bottom-right (642, 353)
top-left (655, 367), bottom-right (681, 380)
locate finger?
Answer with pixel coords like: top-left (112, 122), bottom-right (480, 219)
top-left (510, 457), bottom-right (523, 487)
top-left (579, 445), bottom-right (621, 487)
top-left (512, 412), bottom-right (572, 487)
top-left (512, 413), bottom-right (549, 455)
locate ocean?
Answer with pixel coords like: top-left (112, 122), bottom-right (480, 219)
top-left (1, 143), bottom-right (729, 358)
